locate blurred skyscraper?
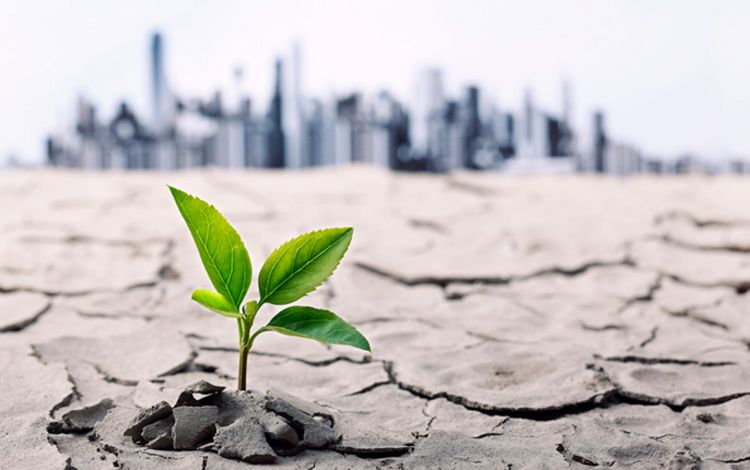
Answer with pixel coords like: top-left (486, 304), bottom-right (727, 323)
top-left (411, 68), bottom-right (444, 163)
top-left (462, 86), bottom-right (482, 169)
top-left (283, 42), bottom-right (305, 169)
top-left (517, 90), bottom-right (548, 159)
top-left (150, 32), bottom-right (170, 133)
top-left (593, 111), bottom-right (607, 173)
top-left (266, 60), bottom-right (285, 168)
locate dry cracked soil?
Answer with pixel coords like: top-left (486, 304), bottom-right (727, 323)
top-left (2, 168), bottom-right (750, 469)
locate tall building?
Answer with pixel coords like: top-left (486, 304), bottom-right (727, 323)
top-left (516, 89), bottom-right (546, 159)
top-left (149, 32), bottom-right (178, 169)
top-left (209, 92), bottom-right (245, 169)
top-left (442, 101), bottom-right (464, 170)
top-left (239, 98), bottom-right (262, 167)
top-left (283, 42), bottom-right (305, 168)
top-left (318, 96), bottom-right (338, 167)
top-left (334, 94), bottom-right (359, 165)
top-left (266, 60), bottom-right (285, 168)
top-left (305, 99), bottom-right (325, 167)
top-left (546, 116), bottom-right (568, 158)
top-left (462, 86), bottom-right (482, 169)
top-left (560, 80), bottom-right (576, 157)
top-left (593, 111), bottom-right (607, 173)
top-left (74, 96), bottom-right (100, 169)
top-left (411, 68), bottom-right (444, 161)
top-left (490, 108), bottom-right (514, 159)
top-left (244, 106), bottom-right (270, 168)
top-left (372, 91), bottom-right (410, 169)
top-left (150, 32), bottom-right (172, 133)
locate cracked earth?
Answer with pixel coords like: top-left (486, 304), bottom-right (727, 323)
top-left (3, 168), bottom-right (750, 468)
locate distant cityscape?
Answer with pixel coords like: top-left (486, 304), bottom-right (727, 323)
top-left (44, 32), bottom-right (748, 175)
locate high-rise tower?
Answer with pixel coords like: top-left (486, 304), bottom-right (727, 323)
top-left (150, 32), bottom-right (171, 133)
top-left (149, 32), bottom-right (176, 169)
top-left (517, 89), bottom-right (546, 159)
top-left (593, 111), bottom-right (607, 172)
top-left (267, 59), bottom-right (285, 168)
top-left (463, 86), bottom-right (481, 169)
top-left (411, 68), bottom-right (444, 164)
top-left (283, 42), bottom-right (305, 168)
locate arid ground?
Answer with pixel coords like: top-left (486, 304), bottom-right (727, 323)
top-left (2, 168), bottom-right (750, 469)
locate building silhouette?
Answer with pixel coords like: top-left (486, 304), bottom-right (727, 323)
top-left (593, 111), bottom-right (607, 173)
top-left (150, 32), bottom-right (170, 133)
top-left (266, 60), bottom-right (285, 168)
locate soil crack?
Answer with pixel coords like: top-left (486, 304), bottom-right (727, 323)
top-left (355, 257), bottom-right (633, 288)
top-left (381, 360), bottom-right (616, 421)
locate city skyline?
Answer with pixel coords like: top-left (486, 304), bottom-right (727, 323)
top-left (43, 27), bottom-right (750, 175)
top-left (45, 31), bottom-right (687, 175)
top-left (2, 0), bottom-right (749, 165)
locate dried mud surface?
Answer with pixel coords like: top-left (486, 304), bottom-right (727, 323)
top-left (2, 168), bottom-right (750, 468)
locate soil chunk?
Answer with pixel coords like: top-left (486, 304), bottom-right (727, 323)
top-left (172, 405), bottom-right (218, 450)
top-left (141, 415), bottom-right (174, 450)
top-left (184, 380), bottom-right (225, 395)
top-left (214, 416), bottom-right (277, 464)
top-left (48, 399), bottom-right (114, 434)
top-left (123, 401), bottom-right (172, 443)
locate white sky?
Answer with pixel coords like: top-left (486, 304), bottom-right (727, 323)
top-left (1, 0), bottom-right (749, 163)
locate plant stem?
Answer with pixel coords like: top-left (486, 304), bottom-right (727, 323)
top-left (237, 345), bottom-right (249, 391)
top-left (237, 315), bottom-right (251, 391)
top-left (236, 301), bottom-right (260, 391)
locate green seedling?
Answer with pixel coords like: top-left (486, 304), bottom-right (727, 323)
top-left (168, 186), bottom-right (370, 391)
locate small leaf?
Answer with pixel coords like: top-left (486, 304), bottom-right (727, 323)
top-left (258, 227), bottom-right (352, 306)
top-left (191, 289), bottom-right (241, 318)
top-left (258, 306), bottom-right (371, 351)
top-left (168, 186), bottom-right (251, 312)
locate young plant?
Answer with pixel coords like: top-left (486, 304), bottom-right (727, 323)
top-left (168, 186), bottom-right (370, 391)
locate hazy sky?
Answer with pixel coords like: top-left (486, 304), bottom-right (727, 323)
top-left (1, 0), bottom-right (748, 163)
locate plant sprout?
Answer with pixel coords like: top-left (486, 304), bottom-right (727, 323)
top-left (168, 186), bottom-right (371, 391)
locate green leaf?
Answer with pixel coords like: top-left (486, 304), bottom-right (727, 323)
top-left (256, 306), bottom-right (371, 351)
top-left (191, 289), bottom-right (242, 318)
top-left (168, 186), bottom-right (251, 312)
top-left (258, 227), bottom-right (352, 306)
